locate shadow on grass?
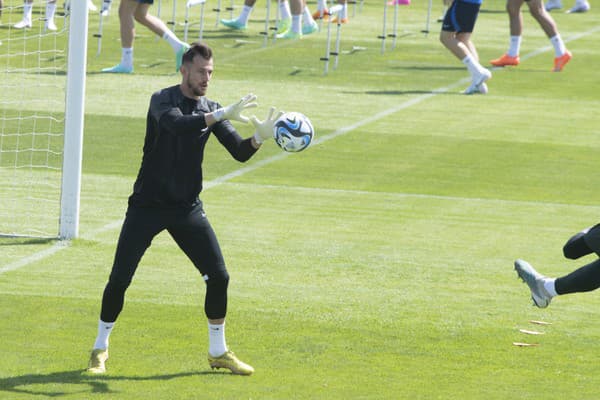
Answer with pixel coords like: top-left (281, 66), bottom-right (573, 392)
top-left (0, 369), bottom-right (228, 397)
top-left (0, 237), bottom-right (57, 246)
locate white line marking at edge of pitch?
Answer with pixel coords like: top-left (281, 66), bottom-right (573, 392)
top-left (215, 181), bottom-right (600, 211)
top-left (3, 24), bottom-right (599, 274)
top-left (0, 241), bottom-right (70, 274)
top-left (208, 79), bottom-right (469, 185)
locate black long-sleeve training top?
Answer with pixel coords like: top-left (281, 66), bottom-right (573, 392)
top-left (128, 84), bottom-right (257, 209)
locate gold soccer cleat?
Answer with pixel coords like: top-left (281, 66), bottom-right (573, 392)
top-left (208, 351), bottom-right (254, 375)
top-left (86, 349), bottom-right (109, 374)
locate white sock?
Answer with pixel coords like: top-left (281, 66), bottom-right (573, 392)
top-left (46, 2), bottom-right (57, 22)
top-left (121, 47), bottom-right (133, 69)
top-left (507, 35), bottom-right (521, 57)
top-left (544, 278), bottom-right (558, 297)
top-left (208, 322), bottom-right (228, 357)
top-left (162, 29), bottom-right (186, 53)
top-left (550, 35), bottom-right (567, 57)
top-left (291, 14), bottom-right (301, 34)
top-left (317, 0), bottom-right (327, 12)
top-left (302, 6), bottom-right (315, 25)
top-left (462, 55), bottom-right (485, 77)
top-left (340, 3), bottom-right (348, 19)
top-left (237, 5), bottom-right (253, 25)
top-left (93, 320), bottom-right (115, 350)
top-left (23, 3), bottom-right (33, 22)
top-left (279, 0), bottom-right (291, 20)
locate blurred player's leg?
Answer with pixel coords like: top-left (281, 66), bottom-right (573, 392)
top-left (567, 0), bottom-right (590, 12)
top-left (220, 0), bottom-right (256, 29)
top-left (277, 0), bottom-right (292, 33)
top-left (14, 0), bottom-right (34, 29)
top-left (302, 3), bottom-right (318, 34)
top-left (45, 0), bottom-right (58, 31)
top-left (545, 0), bottom-right (562, 11)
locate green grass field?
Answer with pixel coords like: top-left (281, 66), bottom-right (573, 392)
top-left (2, 0), bottom-right (600, 398)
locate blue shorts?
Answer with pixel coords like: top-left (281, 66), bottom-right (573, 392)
top-left (441, 0), bottom-right (481, 33)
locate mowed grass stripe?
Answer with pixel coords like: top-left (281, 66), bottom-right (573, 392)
top-left (2, 176), bottom-right (598, 298)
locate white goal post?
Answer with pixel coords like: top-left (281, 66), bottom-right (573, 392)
top-left (60, 0), bottom-right (89, 240)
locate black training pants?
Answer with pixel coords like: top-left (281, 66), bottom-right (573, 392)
top-left (556, 224), bottom-right (600, 295)
top-left (100, 202), bottom-right (230, 322)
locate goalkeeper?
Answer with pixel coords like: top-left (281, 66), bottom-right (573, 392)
top-left (86, 42), bottom-right (281, 376)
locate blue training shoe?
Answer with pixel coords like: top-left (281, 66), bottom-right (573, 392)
top-left (276, 29), bottom-right (302, 40)
top-left (220, 19), bottom-right (247, 30)
top-left (276, 18), bottom-right (291, 34)
top-left (101, 64), bottom-right (133, 74)
top-left (176, 43), bottom-right (190, 72)
top-left (514, 259), bottom-right (553, 308)
top-left (302, 20), bottom-right (318, 35)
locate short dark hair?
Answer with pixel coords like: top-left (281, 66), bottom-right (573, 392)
top-left (182, 42), bottom-right (213, 65)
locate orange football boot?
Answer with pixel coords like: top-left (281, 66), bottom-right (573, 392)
top-left (330, 16), bottom-right (349, 24)
top-left (312, 8), bottom-right (330, 19)
top-left (553, 50), bottom-right (572, 72)
top-left (490, 53), bottom-right (520, 67)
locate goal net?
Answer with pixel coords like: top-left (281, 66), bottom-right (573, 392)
top-left (0, 1), bottom-right (87, 239)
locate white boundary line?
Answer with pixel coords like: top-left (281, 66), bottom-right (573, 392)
top-left (2, 26), bottom-right (599, 274)
top-left (215, 181), bottom-right (600, 211)
top-left (0, 241), bottom-right (70, 274)
top-left (206, 78), bottom-right (469, 185)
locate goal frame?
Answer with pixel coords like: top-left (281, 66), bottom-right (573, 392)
top-left (59, 0), bottom-right (89, 240)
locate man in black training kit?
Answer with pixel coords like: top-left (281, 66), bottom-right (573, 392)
top-left (515, 223), bottom-right (600, 308)
top-left (86, 42), bottom-right (282, 375)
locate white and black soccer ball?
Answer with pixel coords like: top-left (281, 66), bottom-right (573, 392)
top-left (273, 112), bottom-right (314, 153)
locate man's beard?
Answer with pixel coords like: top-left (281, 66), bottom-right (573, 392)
top-left (187, 77), bottom-right (206, 97)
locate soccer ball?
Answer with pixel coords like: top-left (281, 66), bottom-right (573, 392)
top-left (273, 112), bottom-right (314, 152)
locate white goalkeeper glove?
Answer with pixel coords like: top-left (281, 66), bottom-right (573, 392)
top-left (251, 107), bottom-right (284, 145)
top-left (212, 93), bottom-right (258, 124)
